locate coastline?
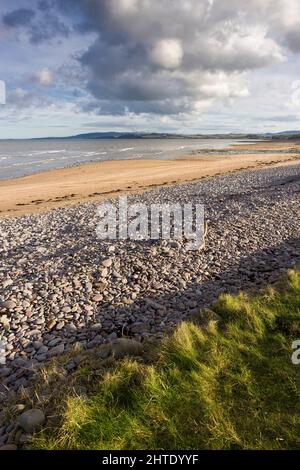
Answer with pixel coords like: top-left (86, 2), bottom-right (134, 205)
top-left (0, 141), bottom-right (299, 218)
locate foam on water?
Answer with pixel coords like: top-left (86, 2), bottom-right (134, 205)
top-left (0, 138), bottom-right (242, 180)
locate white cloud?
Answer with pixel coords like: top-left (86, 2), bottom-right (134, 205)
top-left (38, 68), bottom-right (53, 86)
top-left (110, 0), bottom-right (139, 16)
top-left (150, 39), bottom-right (183, 69)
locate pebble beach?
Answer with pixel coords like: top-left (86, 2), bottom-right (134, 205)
top-left (0, 163), bottom-right (299, 403)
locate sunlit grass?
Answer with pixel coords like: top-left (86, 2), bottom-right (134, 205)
top-left (32, 268), bottom-right (300, 450)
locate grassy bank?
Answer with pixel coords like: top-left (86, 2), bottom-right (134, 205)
top-left (32, 268), bottom-right (300, 450)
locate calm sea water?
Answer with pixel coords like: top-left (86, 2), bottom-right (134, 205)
top-left (0, 138), bottom-right (243, 180)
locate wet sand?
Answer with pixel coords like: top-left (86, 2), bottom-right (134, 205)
top-left (0, 141), bottom-right (299, 217)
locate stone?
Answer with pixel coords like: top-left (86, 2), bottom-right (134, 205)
top-left (0, 444), bottom-right (17, 450)
top-left (100, 268), bottom-right (108, 278)
top-left (95, 282), bottom-right (107, 292)
top-left (110, 338), bottom-right (143, 359)
top-left (66, 323), bottom-right (77, 334)
top-left (47, 338), bottom-right (61, 347)
top-left (13, 404), bottom-right (26, 413)
top-left (0, 301), bottom-right (16, 310)
top-left (131, 322), bottom-right (150, 334)
top-left (48, 343), bottom-right (64, 357)
top-left (19, 409), bottom-right (45, 434)
top-left (92, 294), bottom-right (103, 302)
top-left (145, 299), bottom-right (165, 311)
top-left (0, 315), bottom-right (9, 326)
top-left (102, 258), bottom-right (113, 268)
top-left (0, 368), bottom-right (12, 378)
top-left (112, 338), bottom-right (143, 358)
top-left (107, 332), bottom-right (117, 340)
top-left (91, 323), bottom-right (102, 331)
top-left (47, 319), bottom-right (57, 330)
top-left (195, 308), bottom-right (222, 329)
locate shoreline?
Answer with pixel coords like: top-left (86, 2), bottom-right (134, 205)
top-left (0, 140), bottom-right (299, 218)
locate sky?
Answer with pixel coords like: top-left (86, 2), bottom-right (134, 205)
top-left (1, 0), bottom-right (300, 138)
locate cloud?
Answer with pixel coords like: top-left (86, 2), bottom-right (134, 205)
top-left (2, 8), bottom-right (35, 27)
top-left (2, 3), bottom-right (69, 44)
top-left (150, 39), bottom-right (183, 69)
top-left (4, 0), bottom-right (300, 129)
top-left (38, 68), bottom-right (53, 86)
top-left (51, 0), bottom-right (296, 116)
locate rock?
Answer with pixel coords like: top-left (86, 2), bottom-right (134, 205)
top-left (194, 308), bottom-right (222, 329)
top-left (47, 338), bottom-right (61, 347)
top-left (98, 338), bottom-right (143, 360)
top-left (48, 343), bottom-right (64, 357)
top-left (98, 344), bottom-right (112, 359)
top-left (37, 345), bottom-right (48, 354)
top-left (12, 404), bottom-right (26, 413)
top-left (131, 322), bottom-right (150, 334)
top-left (19, 409), bottom-right (45, 434)
top-left (92, 294), bottom-right (103, 302)
top-left (145, 299), bottom-right (165, 311)
top-left (84, 304), bottom-right (93, 312)
top-left (107, 332), bottom-right (117, 340)
top-left (65, 323), bottom-right (77, 334)
top-left (0, 368), bottom-right (12, 378)
top-left (47, 319), bottom-right (57, 330)
top-left (0, 315), bottom-right (9, 326)
top-left (0, 356), bottom-right (6, 366)
top-left (3, 279), bottom-right (13, 288)
top-left (85, 282), bottom-right (93, 291)
top-left (66, 361), bottom-right (76, 371)
top-left (91, 323), bottom-right (102, 331)
top-left (168, 241), bottom-right (181, 249)
top-left (102, 258), bottom-right (113, 268)
top-left (0, 444), bottom-right (17, 450)
top-left (36, 354), bottom-right (47, 362)
top-left (95, 282), bottom-right (107, 292)
top-left (0, 301), bottom-right (16, 310)
top-left (100, 268), bottom-right (108, 278)
top-left (62, 306), bottom-right (71, 314)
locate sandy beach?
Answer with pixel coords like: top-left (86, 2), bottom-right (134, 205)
top-left (0, 140), bottom-right (299, 217)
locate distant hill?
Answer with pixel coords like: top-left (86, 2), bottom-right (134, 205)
top-left (19, 130), bottom-right (300, 141)
top-left (265, 130), bottom-right (300, 140)
top-left (34, 132), bottom-right (260, 140)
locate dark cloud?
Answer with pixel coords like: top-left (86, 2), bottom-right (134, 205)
top-left (37, 1), bottom-right (51, 12)
top-left (2, 2), bottom-right (69, 44)
top-left (29, 11), bottom-right (69, 43)
top-left (286, 28), bottom-right (300, 53)
top-left (4, 0), bottom-right (300, 119)
top-left (3, 8), bottom-right (35, 27)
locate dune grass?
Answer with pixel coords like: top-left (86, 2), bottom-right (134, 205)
top-left (33, 268), bottom-right (300, 450)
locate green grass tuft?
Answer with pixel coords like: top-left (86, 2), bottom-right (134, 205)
top-left (32, 268), bottom-right (300, 450)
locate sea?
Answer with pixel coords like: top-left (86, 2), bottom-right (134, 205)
top-left (0, 138), bottom-right (245, 180)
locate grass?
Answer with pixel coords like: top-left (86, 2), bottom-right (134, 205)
top-left (32, 268), bottom-right (300, 450)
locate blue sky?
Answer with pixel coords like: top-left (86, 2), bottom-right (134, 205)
top-left (1, 0), bottom-right (300, 138)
